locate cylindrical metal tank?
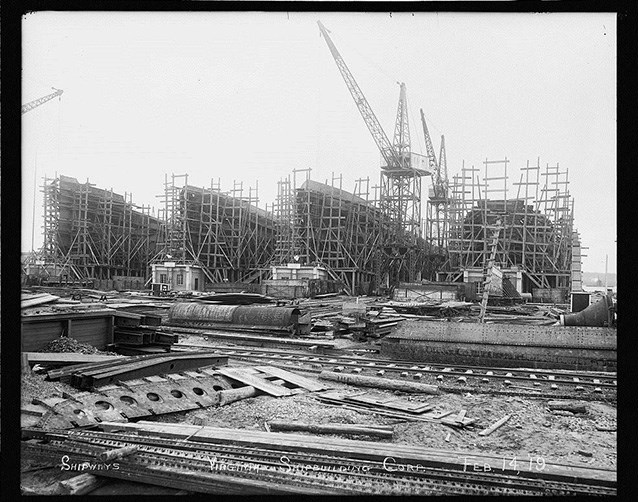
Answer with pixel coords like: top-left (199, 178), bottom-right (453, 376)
top-left (168, 303), bottom-right (238, 324)
top-left (168, 302), bottom-right (301, 329)
top-left (231, 305), bottom-right (300, 327)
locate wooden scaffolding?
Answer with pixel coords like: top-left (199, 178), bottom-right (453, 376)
top-left (40, 174), bottom-right (161, 282)
top-left (438, 158), bottom-right (581, 293)
top-left (155, 174), bottom-right (277, 284)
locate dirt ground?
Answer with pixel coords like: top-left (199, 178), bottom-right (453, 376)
top-left (147, 372), bottom-right (616, 471)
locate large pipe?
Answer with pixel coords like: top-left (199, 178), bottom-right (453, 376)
top-left (168, 303), bottom-right (302, 329)
top-left (560, 294), bottom-right (615, 327)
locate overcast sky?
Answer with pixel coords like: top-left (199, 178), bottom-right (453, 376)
top-left (22, 11), bottom-right (616, 274)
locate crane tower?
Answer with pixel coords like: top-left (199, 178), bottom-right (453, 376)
top-left (317, 21), bottom-right (429, 284)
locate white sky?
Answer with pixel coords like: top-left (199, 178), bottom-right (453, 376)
top-left (22, 11), bottom-right (617, 274)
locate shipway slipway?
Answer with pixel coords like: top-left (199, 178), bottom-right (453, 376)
top-left (22, 427), bottom-right (616, 495)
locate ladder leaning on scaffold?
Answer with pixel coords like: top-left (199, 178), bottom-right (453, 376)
top-left (478, 220), bottom-right (502, 323)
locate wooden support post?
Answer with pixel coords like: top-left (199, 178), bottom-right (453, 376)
top-left (478, 414), bottom-right (512, 436)
top-left (22, 353), bottom-right (31, 375)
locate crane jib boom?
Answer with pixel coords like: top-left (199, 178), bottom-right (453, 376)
top-left (22, 88), bottom-right (64, 115)
top-left (419, 108), bottom-right (439, 180)
top-left (317, 21), bottom-right (401, 170)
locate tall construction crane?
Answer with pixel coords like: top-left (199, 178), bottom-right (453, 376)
top-left (22, 88), bottom-right (63, 115)
top-left (421, 109), bottom-right (451, 252)
top-left (317, 21), bottom-right (429, 244)
top-left (420, 109), bottom-right (449, 199)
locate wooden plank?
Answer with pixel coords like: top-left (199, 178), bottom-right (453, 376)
top-left (267, 421), bottom-right (393, 439)
top-left (343, 394), bottom-right (432, 414)
top-left (478, 414), bottom-right (512, 436)
top-left (319, 371), bottom-right (439, 394)
top-left (21, 293), bottom-right (60, 309)
top-left (25, 352), bottom-right (124, 367)
top-left (253, 365), bottom-right (327, 392)
top-left (216, 368), bottom-right (293, 396)
top-left (314, 395), bottom-right (439, 423)
top-left (427, 410), bottom-right (454, 420)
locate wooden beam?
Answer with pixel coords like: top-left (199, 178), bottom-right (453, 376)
top-left (319, 371), bottom-right (439, 394)
top-left (478, 414), bottom-right (512, 436)
top-left (215, 368), bottom-right (293, 397)
top-left (267, 421), bottom-right (393, 439)
top-left (254, 365), bottom-right (328, 392)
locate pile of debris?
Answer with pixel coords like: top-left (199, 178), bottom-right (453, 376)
top-left (41, 337), bottom-right (114, 355)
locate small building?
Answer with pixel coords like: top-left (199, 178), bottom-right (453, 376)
top-left (270, 263), bottom-right (330, 281)
top-left (151, 262), bottom-right (205, 292)
top-left (262, 263), bottom-right (341, 298)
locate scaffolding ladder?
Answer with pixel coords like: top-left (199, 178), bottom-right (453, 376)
top-left (478, 221), bottom-right (502, 323)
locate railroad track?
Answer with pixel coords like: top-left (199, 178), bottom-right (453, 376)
top-left (173, 343), bottom-right (617, 400)
top-left (22, 429), bottom-right (616, 496)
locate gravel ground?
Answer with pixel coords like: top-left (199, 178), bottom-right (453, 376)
top-left (21, 372), bottom-right (78, 406)
top-left (147, 375), bottom-right (616, 470)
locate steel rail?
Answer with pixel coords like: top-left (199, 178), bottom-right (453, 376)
top-left (22, 432), bottom-right (615, 495)
top-left (174, 343), bottom-right (617, 390)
